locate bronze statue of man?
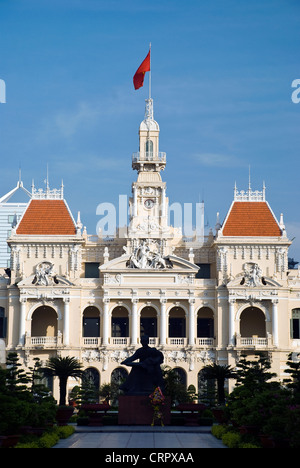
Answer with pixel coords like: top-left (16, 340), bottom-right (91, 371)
top-left (120, 335), bottom-right (164, 395)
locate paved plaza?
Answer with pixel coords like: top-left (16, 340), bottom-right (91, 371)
top-left (53, 425), bottom-right (226, 449)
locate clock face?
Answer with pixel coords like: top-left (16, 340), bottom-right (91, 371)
top-left (144, 199), bottom-right (155, 209)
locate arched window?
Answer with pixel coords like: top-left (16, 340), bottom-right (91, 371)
top-left (197, 307), bottom-right (214, 338)
top-left (82, 367), bottom-right (100, 403)
top-left (240, 306), bottom-right (266, 337)
top-left (291, 309), bottom-right (300, 339)
top-left (82, 306), bottom-right (100, 337)
top-left (31, 306), bottom-right (57, 337)
top-left (111, 367), bottom-right (128, 387)
top-left (169, 307), bottom-right (186, 338)
top-left (198, 369), bottom-right (217, 406)
top-left (145, 140), bottom-right (153, 160)
top-left (111, 306), bottom-right (129, 337)
top-left (0, 307), bottom-right (6, 338)
top-left (173, 367), bottom-right (187, 388)
top-left (83, 367), bottom-right (100, 390)
top-left (140, 306), bottom-right (157, 337)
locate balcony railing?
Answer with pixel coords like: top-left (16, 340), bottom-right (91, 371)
top-left (82, 337), bottom-right (101, 347)
top-left (25, 336), bottom-right (60, 348)
top-left (132, 151), bottom-right (166, 163)
top-left (111, 337), bottom-right (130, 346)
top-left (167, 338), bottom-right (188, 347)
top-left (24, 335), bottom-right (216, 349)
top-left (196, 337), bottom-right (214, 347)
top-left (236, 336), bottom-right (271, 348)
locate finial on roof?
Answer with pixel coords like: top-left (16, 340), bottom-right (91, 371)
top-left (279, 212), bottom-right (287, 237)
top-left (76, 211), bottom-right (83, 236)
top-left (215, 212), bottom-right (221, 232)
top-left (31, 180), bottom-right (64, 200)
top-left (234, 181), bottom-right (266, 201)
top-left (140, 98), bottom-right (159, 131)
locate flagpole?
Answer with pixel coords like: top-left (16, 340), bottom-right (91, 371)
top-left (149, 42), bottom-right (151, 100)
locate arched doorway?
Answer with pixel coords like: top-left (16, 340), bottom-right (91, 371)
top-left (111, 306), bottom-right (129, 337)
top-left (82, 367), bottom-right (100, 402)
top-left (198, 369), bottom-right (217, 406)
top-left (197, 307), bottom-right (214, 338)
top-left (111, 367), bottom-right (128, 406)
top-left (169, 306), bottom-right (186, 337)
top-left (31, 305), bottom-right (57, 337)
top-left (82, 306), bottom-right (100, 337)
top-left (240, 306), bottom-right (266, 337)
top-left (173, 367), bottom-right (187, 388)
top-left (140, 306), bottom-right (157, 338)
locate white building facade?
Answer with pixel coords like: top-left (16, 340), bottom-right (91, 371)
top-left (0, 178), bottom-right (31, 268)
top-left (1, 98), bottom-right (300, 401)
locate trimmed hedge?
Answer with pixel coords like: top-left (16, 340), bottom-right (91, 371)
top-left (211, 424), bottom-right (261, 448)
top-left (14, 425), bottom-right (75, 449)
top-left (221, 431), bottom-right (242, 449)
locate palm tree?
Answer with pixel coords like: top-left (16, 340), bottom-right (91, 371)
top-left (202, 363), bottom-right (235, 405)
top-left (44, 356), bottom-right (83, 406)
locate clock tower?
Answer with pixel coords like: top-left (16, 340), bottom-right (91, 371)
top-left (128, 98), bottom-right (170, 239)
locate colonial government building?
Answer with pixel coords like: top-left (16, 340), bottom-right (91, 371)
top-left (0, 97), bottom-right (300, 401)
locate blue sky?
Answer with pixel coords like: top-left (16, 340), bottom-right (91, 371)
top-left (0, 0), bottom-right (300, 258)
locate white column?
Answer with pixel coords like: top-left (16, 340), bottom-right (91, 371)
top-left (63, 298), bottom-right (70, 346)
top-left (228, 299), bottom-right (235, 346)
top-left (272, 299), bottom-right (279, 347)
top-left (161, 187), bottom-right (166, 217)
top-left (102, 299), bottom-right (110, 346)
top-left (188, 299), bottom-right (195, 346)
top-left (131, 299), bottom-right (138, 345)
top-left (160, 299), bottom-right (167, 345)
top-left (19, 298), bottom-right (26, 346)
top-left (133, 186), bottom-right (137, 217)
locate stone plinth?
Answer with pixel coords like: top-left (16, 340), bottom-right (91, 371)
top-left (118, 395), bottom-right (171, 425)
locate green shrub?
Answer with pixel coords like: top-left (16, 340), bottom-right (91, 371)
top-left (211, 424), bottom-right (228, 439)
top-left (55, 425), bottom-right (75, 439)
top-left (38, 432), bottom-right (60, 448)
top-left (222, 431), bottom-right (241, 448)
top-left (15, 425), bottom-right (75, 448)
top-left (0, 395), bottom-right (32, 435)
top-left (15, 441), bottom-right (40, 449)
top-left (239, 442), bottom-right (261, 448)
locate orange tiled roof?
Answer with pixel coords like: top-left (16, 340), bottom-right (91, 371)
top-left (222, 201), bottom-right (282, 237)
top-left (16, 200), bottom-right (77, 235)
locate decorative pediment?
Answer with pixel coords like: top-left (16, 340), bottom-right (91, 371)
top-left (227, 262), bottom-right (281, 288)
top-left (18, 261), bottom-right (74, 287)
top-left (126, 239), bottom-right (173, 269)
top-left (99, 253), bottom-right (199, 273)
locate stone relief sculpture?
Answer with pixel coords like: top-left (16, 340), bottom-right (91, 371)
top-left (126, 240), bottom-right (173, 269)
top-left (32, 261), bottom-right (73, 286)
top-left (240, 262), bottom-right (267, 287)
top-left (32, 261), bottom-right (57, 286)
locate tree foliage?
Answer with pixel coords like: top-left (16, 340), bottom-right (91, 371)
top-left (43, 356), bottom-right (83, 406)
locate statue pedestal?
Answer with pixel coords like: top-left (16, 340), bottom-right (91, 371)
top-left (118, 395), bottom-right (171, 425)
